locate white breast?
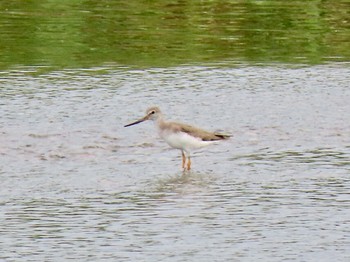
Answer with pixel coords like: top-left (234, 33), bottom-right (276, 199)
top-left (160, 130), bottom-right (215, 153)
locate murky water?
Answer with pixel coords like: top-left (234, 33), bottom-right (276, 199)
top-left (1, 0), bottom-right (350, 70)
top-left (1, 64), bottom-right (349, 261)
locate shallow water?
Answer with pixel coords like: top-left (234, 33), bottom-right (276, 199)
top-left (1, 64), bottom-right (350, 261)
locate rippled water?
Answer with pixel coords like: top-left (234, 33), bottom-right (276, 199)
top-left (1, 64), bottom-right (350, 261)
top-left (1, 0), bottom-right (349, 70)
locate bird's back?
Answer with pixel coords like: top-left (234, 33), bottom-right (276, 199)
top-left (160, 121), bottom-right (230, 142)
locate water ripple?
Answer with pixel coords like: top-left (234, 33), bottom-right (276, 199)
top-left (1, 65), bottom-right (349, 261)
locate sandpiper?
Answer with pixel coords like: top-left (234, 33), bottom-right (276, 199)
top-left (124, 106), bottom-right (230, 170)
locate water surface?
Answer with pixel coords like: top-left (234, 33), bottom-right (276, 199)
top-left (1, 64), bottom-right (349, 261)
top-left (0, 0), bottom-right (349, 70)
top-left (1, 1), bottom-right (350, 261)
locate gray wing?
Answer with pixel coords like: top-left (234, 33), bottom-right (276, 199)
top-left (175, 122), bottom-right (230, 141)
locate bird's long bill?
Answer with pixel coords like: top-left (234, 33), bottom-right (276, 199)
top-left (124, 117), bottom-right (146, 127)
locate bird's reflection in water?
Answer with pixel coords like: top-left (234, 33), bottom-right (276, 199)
top-left (152, 171), bottom-right (216, 196)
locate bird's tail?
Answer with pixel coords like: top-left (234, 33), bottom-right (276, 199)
top-left (214, 133), bottom-right (231, 140)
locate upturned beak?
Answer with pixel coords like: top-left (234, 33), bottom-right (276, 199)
top-left (124, 115), bottom-right (148, 127)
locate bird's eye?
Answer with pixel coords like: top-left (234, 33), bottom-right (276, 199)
top-left (151, 111), bottom-right (155, 114)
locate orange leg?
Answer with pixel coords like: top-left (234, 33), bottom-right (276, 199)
top-left (181, 151), bottom-right (186, 169)
top-left (186, 156), bottom-right (191, 170)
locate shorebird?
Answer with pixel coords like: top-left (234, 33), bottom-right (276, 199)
top-left (124, 106), bottom-right (230, 171)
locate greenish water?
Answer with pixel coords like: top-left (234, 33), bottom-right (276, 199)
top-left (1, 2), bottom-right (350, 261)
top-left (0, 0), bottom-right (349, 71)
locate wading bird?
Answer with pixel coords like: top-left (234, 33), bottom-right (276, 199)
top-left (124, 107), bottom-right (230, 171)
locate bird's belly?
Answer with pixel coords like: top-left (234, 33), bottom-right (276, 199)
top-left (161, 131), bottom-right (214, 152)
